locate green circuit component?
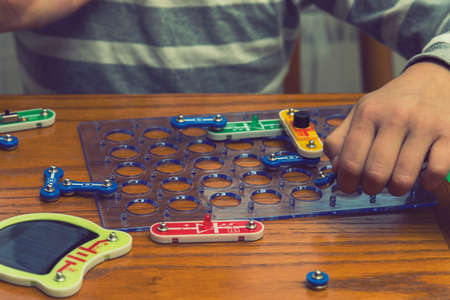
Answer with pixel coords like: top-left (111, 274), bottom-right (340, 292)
top-left (207, 114), bottom-right (283, 141)
top-left (0, 108), bottom-right (56, 133)
top-left (447, 171), bottom-right (450, 183)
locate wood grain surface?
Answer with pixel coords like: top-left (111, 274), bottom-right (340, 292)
top-left (0, 94), bottom-right (449, 300)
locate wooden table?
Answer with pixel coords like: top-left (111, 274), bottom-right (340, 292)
top-left (0, 94), bottom-right (449, 300)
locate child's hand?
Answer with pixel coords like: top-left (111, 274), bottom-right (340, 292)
top-left (324, 61), bottom-right (450, 196)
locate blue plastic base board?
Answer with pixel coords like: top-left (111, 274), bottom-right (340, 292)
top-left (78, 105), bottom-right (437, 232)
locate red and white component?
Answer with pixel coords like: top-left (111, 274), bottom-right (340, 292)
top-left (150, 214), bottom-right (264, 244)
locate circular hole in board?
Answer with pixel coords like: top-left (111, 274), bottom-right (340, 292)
top-left (291, 186), bottom-right (322, 201)
top-left (201, 174), bottom-right (232, 189)
top-left (241, 171), bottom-right (272, 186)
top-left (187, 139), bottom-right (216, 154)
top-left (194, 156), bottom-right (224, 171)
top-left (126, 198), bottom-right (158, 215)
top-left (281, 168), bottom-right (311, 183)
top-left (169, 195), bottom-right (200, 211)
top-left (115, 162), bottom-right (145, 177)
top-left (251, 189), bottom-right (282, 205)
top-left (225, 140), bottom-right (254, 151)
top-left (263, 137), bottom-right (289, 149)
top-left (121, 180), bottom-right (152, 195)
top-left (181, 127), bottom-right (207, 137)
top-left (143, 127), bottom-right (171, 139)
top-left (210, 192), bottom-right (241, 208)
top-left (149, 142), bottom-right (178, 156)
top-left (110, 145), bottom-right (139, 159)
top-left (331, 184), bottom-right (362, 197)
top-left (162, 176), bottom-right (192, 192)
top-left (143, 127), bottom-right (172, 140)
top-left (233, 153), bottom-right (261, 168)
top-left (325, 114), bottom-right (346, 127)
top-left (155, 159), bottom-right (185, 174)
top-left (105, 129), bottom-right (134, 142)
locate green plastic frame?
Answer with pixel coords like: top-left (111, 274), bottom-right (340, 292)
top-left (0, 213), bottom-right (132, 298)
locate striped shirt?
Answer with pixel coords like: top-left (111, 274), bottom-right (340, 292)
top-left (12, 0), bottom-right (450, 94)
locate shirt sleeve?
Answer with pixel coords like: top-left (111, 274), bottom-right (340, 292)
top-left (310, 0), bottom-right (450, 69)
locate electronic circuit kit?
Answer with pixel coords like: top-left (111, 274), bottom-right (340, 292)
top-left (77, 105), bottom-right (437, 232)
top-left (0, 103), bottom-right (444, 297)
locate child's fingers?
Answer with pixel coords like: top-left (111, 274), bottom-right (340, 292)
top-left (421, 137), bottom-right (450, 191)
top-left (323, 107), bottom-right (355, 170)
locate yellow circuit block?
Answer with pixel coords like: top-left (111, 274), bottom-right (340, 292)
top-left (279, 108), bottom-right (323, 158)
